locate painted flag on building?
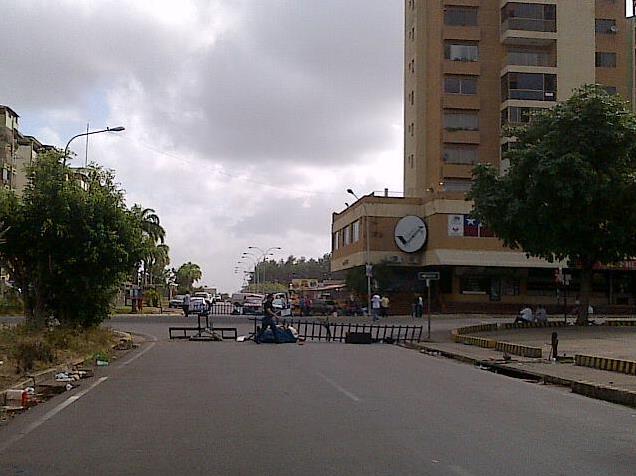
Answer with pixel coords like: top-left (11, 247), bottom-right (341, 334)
top-left (464, 216), bottom-right (480, 237)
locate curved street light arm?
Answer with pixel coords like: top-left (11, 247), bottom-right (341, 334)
top-left (62, 126), bottom-right (125, 167)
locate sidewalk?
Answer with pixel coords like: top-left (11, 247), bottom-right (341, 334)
top-left (410, 340), bottom-right (636, 407)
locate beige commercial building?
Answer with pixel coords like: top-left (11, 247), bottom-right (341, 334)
top-left (331, 1), bottom-right (635, 312)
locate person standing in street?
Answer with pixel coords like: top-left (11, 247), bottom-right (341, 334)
top-left (257, 294), bottom-right (280, 344)
top-left (381, 295), bottom-right (390, 317)
top-left (371, 293), bottom-right (381, 321)
top-left (182, 292), bottom-right (191, 317)
top-left (416, 296), bottom-right (424, 318)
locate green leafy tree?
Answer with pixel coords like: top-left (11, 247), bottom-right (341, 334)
top-left (0, 152), bottom-right (146, 328)
top-left (175, 262), bottom-right (202, 293)
top-left (468, 85), bottom-right (636, 324)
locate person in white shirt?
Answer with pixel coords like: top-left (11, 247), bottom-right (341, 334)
top-left (371, 294), bottom-right (381, 321)
top-left (182, 293), bottom-right (191, 317)
top-left (514, 306), bottom-right (534, 324)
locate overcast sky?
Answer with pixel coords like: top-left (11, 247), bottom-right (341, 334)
top-left (3, 1), bottom-right (634, 293)
top-left (2, 0), bottom-right (405, 292)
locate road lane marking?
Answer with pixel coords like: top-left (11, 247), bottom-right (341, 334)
top-left (316, 372), bottom-right (361, 402)
top-left (120, 341), bottom-right (156, 367)
top-left (0, 377), bottom-right (108, 454)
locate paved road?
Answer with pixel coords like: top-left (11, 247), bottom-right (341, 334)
top-left (1, 317), bottom-right (635, 475)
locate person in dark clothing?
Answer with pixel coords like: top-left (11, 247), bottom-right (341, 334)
top-left (256, 294), bottom-right (279, 343)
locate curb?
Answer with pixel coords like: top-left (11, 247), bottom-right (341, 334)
top-left (575, 354), bottom-right (636, 376)
top-left (572, 381), bottom-right (636, 407)
top-left (495, 341), bottom-right (542, 358)
top-left (407, 342), bottom-right (636, 408)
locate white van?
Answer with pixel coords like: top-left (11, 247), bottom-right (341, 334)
top-left (231, 293), bottom-right (264, 307)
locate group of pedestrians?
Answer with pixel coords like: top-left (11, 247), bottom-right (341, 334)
top-left (370, 294), bottom-right (390, 321)
top-left (514, 305), bottom-right (548, 324)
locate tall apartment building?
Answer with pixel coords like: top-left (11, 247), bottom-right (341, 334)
top-left (331, 1), bottom-right (636, 312)
top-left (0, 106), bottom-right (20, 190)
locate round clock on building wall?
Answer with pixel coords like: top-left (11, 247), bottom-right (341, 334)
top-left (394, 216), bottom-right (427, 253)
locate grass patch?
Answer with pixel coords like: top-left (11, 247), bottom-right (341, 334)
top-left (0, 324), bottom-right (118, 391)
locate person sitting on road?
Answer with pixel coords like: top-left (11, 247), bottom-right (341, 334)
top-left (256, 294), bottom-right (279, 344)
top-left (535, 306), bottom-right (548, 323)
top-left (514, 306), bottom-right (534, 324)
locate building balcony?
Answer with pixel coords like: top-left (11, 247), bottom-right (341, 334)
top-left (443, 26), bottom-right (481, 42)
top-left (501, 28), bottom-right (557, 46)
top-left (442, 164), bottom-right (475, 179)
top-left (504, 50), bottom-right (556, 68)
top-left (500, 64), bottom-right (557, 77)
top-left (443, 60), bottom-right (480, 76)
top-left (443, 95), bottom-right (480, 110)
top-left (443, 130), bottom-right (480, 144)
top-left (502, 17), bottom-right (555, 34)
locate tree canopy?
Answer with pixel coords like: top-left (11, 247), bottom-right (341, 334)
top-left (0, 152), bottom-right (146, 327)
top-left (174, 262), bottom-right (203, 293)
top-left (468, 85), bottom-right (636, 323)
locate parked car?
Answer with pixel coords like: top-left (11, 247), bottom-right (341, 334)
top-left (193, 292), bottom-right (213, 307)
top-left (169, 295), bottom-right (185, 308)
top-left (311, 298), bottom-right (338, 316)
top-left (231, 293), bottom-right (264, 307)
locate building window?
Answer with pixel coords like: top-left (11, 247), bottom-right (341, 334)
top-left (595, 19), bottom-right (617, 34)
top-left (352, 221), bottom-right (360, 242)
top-left (501, 3), bottom-right (556, 32)
top-left (444, 7), bottom-right (478, 27)
top-left (501, 106), bottom-right (542, 126)
top-left (444, 76), bottom-right (477, 95)
top-left (444, 43), bottom-right (479, 62)
top-left (343, 225), bottom-right (351, 246)
top-left (333, 231), bottom-right (340, 251)
top-left (443, 111), bottom-right (479, 131)
top-left (505, 48), bottom-right (554, 67)
top-left (501, 72), bottom-right (557, 101)
top-left (596, 52), bottom-right (617, 68)
top-left (443, 146), bottom-right (478, 165)
top-left (460, 275), bottom-right (489, 294)
top-left (409, 90), bottom-right (415, 105)
top-left (443, 179), bottom-right (472, 193)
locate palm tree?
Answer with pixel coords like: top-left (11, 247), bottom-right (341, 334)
top-left (132, 205), bottom-right (165, 244)
top-left (131, 205), bottom-right (168, 286)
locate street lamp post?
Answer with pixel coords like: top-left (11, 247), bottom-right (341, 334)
top-left (239, 255), bottom-right (259, 292)
top-left (62, 126), bottom-right (125, 167)
top-left (248, 246), bottom-right (282, 294)
top-left (347, 189), bottom-right (372, 317)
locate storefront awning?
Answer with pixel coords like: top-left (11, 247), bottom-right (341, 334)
top-left (425, 249), bottom-right (567, 269)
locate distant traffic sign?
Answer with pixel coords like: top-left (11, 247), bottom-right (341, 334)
top-left (417, 271), bottom-right (440, 281)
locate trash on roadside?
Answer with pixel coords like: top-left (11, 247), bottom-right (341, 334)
top-left (95, 352), bottom-right (110, 366)
top-left (55, 372), bottom-right (74, 382)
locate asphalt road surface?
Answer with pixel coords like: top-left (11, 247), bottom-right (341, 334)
top-left (1, 316), bottom-right (635, 475)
